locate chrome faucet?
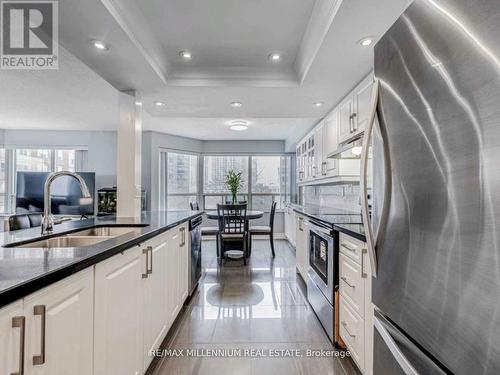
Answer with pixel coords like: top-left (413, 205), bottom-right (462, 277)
top-left (41, 171), bottom-right (91, 235)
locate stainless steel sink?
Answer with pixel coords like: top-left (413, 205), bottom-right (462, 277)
top-left (4, 225), bottom-right (146, 249)
top-left (70, 226), bottom-right (142, 237)
top-left (14, 236), bottom-right (112, 249)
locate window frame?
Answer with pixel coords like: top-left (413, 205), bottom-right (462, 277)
top-left (159, 148), bottom-right (201, 211)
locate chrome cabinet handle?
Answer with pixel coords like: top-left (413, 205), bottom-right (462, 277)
top-left (361, 248), bottom-right (367, 278)
top-left (341, 321), bottom-right (356, 338)
top-left (341, 243), bottom-right (356, 253)
top-left (11, 316), bottom-right (25, 375)
top-left (142, 248), bottom-right (149, 278)
top-left (33, 305), bottom-right (46, 366)
top-left (351, 112), bottom-right (357, 132)
top-left (341, 276), bottom-right (355, 288)
top-left (147, 246), bottom-right (153, 275)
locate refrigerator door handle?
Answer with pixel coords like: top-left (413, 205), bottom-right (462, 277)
top-left (361, 79), bottom-right (379, 277)
top-left (374, 315), bottom-right (419, 375)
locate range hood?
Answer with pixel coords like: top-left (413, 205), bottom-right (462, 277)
top-left (327, 133), bottom-right (364, 159)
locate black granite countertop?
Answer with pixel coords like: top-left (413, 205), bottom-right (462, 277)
top-left (0, 210), bottom-right (202, 308)
top-left (288, 203), bottom-right (366, 242)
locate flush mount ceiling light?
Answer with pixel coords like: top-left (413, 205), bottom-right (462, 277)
top-left (231, 101), bottom-right (243, 108)
top-left (154, 101), bottom-right (166, 107)
top-left (179, 51), bottom-right (192, 60)
top-left (229, 120), bottom-right (249, 131)
top-left (91, 40), bottom-right (109, 51)
top-left (358, 37), bottom-right (374, 47)
top-left (135, 101), bottom-right (142, 106)
top-left (268, 53), bottom-right (281, 62)
top-left (314, 102), bottom-right (323, 107)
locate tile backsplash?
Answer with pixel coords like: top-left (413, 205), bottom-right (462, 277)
top-left (300, 183), bottom-right (362, 212)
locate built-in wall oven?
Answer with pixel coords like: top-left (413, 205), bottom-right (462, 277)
top-left (307, 219), bottom-right (338, 343)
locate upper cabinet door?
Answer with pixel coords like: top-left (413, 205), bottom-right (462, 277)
top-left (353, 80), bottom-right (374, 134)
top-left (324, 109), bottom-right (339, 157)
top-left (24, 268), bottom-right (94, 375)
top-left (0, 301), bottom-right (24, 375)
top-left (314, 123), bottom-right (324, 178)
top-left (339, 97), bottom-right (354, 144)
top-left (94, 248), bottom-right (143, 375)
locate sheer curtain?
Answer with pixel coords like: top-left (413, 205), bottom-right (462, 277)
top-left (159, 151), bottom-right (168, 211)
top-left (75, 150), bottom-right (89, 172)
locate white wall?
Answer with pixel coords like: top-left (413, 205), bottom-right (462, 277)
top-left (0, 129), bottom-right (117, 190)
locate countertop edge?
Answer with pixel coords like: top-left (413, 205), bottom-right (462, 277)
top-left (289, 204), bottom-right (366, 242)
top-left (0, 211), bottom-right (203, 309)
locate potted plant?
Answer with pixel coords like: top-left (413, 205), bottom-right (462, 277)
top-left (225, 170), bottom-right (243, 204)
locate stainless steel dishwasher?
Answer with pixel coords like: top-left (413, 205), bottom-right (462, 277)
top-left (188, 216), bottom-right (202, 295)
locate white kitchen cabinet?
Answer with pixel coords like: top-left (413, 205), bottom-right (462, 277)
top-left (339, 97), bottom-right (354, 144)
top-left (295, 215), bottom-right (309, 280)
top-left (323, 110), bottom-right (339, 176)
top-left (285, 206), bottom-right (296, 247)
top-left (339, 233), bottom-right (373, 375)
top-left (142, 233), bottom-right (169, 370)
top-left (166, 228), bottom-right (181, 324)
top-left (0, 301), bottom-right (24, 375)
top-left (314, 122), bottom-right (324, 179)
top-left (94, 246), bottom-right (144, 375)
top-left (24, 268), bottom-right (94, 375)
top-left (354, 80), bottom-right (374, 135)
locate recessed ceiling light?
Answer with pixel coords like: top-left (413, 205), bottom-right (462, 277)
top-left (358, 37), bottom-right (374, 47)
top-left (229, 120), bottom-right (249, 131)
top-left (154, 101), bottom-right (166, 107)
top-left (314, 102), bottom-right (323, 107)
top-left (91, 40), bottom-right (108, 51)
top-left (269, 53), bottom-right (281, 62)
top-left (179, 51), bottom-right (192, 60)
top-left (231, 102), bottom-right (243, 108)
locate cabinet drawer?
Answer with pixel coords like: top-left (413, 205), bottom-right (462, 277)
top-left (339, 253), bottom-right (365, 318)
top-left (340, 298), bottom-right (365, 371)
top-left (339, 233), bottom-right (366, 265)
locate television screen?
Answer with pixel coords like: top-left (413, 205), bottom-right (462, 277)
top-left (16, 172), bottom-right (96, 216)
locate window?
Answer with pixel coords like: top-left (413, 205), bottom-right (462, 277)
top-left (55, 150), bottom-right (75, 171)
top-left (251, 156), bottom-right (290, 209)
top-left (0, 149), bottom-right (6, 213)
top-left (159, 151), bottom-right (199, 210)
top-left (15, 149), bottom-right (51, 172)
top-left (202, 155), bottom-right (291, 211)
top-left (0, 148), bottom-right (83, 214)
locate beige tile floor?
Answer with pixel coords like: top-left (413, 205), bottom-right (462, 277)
top-left (149, 239), bottom-right (360, 375)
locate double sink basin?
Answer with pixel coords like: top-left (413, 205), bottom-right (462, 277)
top-left (4, 226), bottom-right (146, 249)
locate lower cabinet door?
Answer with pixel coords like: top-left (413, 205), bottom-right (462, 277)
top-left (0, 301), bottom-right (24, 375)
top-left (24, 268), bottom-right (94, 375)
top-left (142, 238), bottom-right (169, 370)
top-left (94, 247), bottom-right (143, 375)
top-left (166, 229), bottom-right (181, 325)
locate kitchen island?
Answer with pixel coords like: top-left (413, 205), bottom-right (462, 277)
top-left (0, 210), bottom-right (202, 375)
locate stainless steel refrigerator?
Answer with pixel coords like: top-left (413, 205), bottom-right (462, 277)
top-left (360, 0), bottom-right (500, 374)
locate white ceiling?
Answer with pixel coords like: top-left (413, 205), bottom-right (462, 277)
top-left (0, 0), bottom-right (411, 144)
top-left (0, 47), bottom-right (119, 131)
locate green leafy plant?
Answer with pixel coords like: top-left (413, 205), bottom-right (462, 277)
top-left (225, 170), bottom-right (243, 204)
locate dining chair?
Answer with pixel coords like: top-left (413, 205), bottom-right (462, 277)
top-left (217, 203), bottom-right (248, 265)
top-left (249, 201), bottom-right (277, 258)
